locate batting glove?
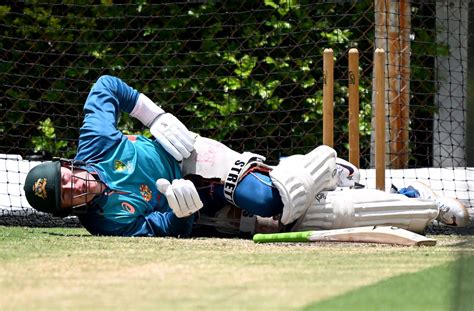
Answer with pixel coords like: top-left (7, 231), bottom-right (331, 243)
top-left (150, 113), bottom-right (196, 161)
top-left (156, 178), bottom-right (203, 218)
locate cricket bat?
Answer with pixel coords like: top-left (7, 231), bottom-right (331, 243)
top-left (252, 226), bottom-right (436, 246)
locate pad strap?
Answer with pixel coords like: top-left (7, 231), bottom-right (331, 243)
top-left (223, 152), bottom-right (266, 206)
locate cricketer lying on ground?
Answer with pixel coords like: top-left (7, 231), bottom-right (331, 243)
top-left (23, 75), bottom-right (467, 238)
top-left (180, 136), bottom-right (462, 235)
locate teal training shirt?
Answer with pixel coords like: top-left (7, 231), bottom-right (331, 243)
top-left (74, 75), bottom-right (194, 237)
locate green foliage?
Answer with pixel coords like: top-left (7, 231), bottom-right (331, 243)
top-left (0, 5), bottom-right (10, 17)
top-left (0, 1), bottom-right (444, 165)
top-left (1, 1), bottom-right (378, 161)
top-left (31, 118), bottom-right (68, 155)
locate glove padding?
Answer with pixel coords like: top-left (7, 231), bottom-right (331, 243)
top-left (335, 158), bottom-right (360, 188)
top-left (150, 113), bottom-right (196, 161)
top-left (156, 178), bottom-right (203, 218)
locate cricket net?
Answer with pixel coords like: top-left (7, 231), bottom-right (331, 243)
top-left (1, 1), bottom-right (473, 227)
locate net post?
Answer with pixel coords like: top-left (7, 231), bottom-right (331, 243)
top-left (323, 48), bottom-right (334, 147)
top-left (374, 48), bottom-right (386, 191)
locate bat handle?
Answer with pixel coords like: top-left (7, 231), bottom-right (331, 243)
top-left (253, 231), bottom-right (313, 243)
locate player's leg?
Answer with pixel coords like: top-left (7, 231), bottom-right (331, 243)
top-left (233, 172), bottom-right (283, 217)
top-left (397, 181), bottom-right (470, 227)
top-left (292, 188), bottom-right (439, 233)
top-left (183, 137), bottom-right (360, 225)
top-left (190, 171), bottom-right (283, 237)
top-left (268, 145), bottom-right (339, 224)
top-left (193, 171), bottom-right (283, 218)
top-left (204, 161), bottom-right (359, 220)
top-left (267, 146), bottom-right (360, 225)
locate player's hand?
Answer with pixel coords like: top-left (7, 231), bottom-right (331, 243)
top-left (156, 179), bottom-right (203, 218)
top-left (150, 113), bottom-right (196, 161)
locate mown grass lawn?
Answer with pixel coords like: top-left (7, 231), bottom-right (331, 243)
top-left (1, 226), bottom-right (472, 311)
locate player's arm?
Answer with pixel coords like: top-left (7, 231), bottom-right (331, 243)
top-left (129, 87), bottom-right (196, 162)
top-left (76, 75), bottom-right (136, 161)
top-left (141, 211), bottom-right (195, 237)
top-left (77, 75), bottom-right (195, 162)
top-left (87, 176), bottom-right (202, 237)
top-left (112, 211), bottom-right (195, 237)
top-left (79, 210), bottom-right (195, 237)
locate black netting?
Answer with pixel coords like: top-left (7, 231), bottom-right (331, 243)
top-left (1, 0), bottom-right (472, 226)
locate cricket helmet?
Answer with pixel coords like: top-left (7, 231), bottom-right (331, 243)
top-left (23, 160), bottom-right (67, 217)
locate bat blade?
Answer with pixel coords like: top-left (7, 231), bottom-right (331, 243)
top-left (253, 226), bottom-right (436, 246)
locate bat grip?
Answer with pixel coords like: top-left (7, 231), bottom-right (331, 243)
top-left (253, 231), bottom-right (313, 243)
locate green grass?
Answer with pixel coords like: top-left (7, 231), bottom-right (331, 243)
top-left (304, 255), bottom-right (474, 311)
top-left (1, 226), bottom-right (473, 311)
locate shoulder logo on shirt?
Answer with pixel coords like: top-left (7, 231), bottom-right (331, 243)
top-left (140, 184), bottom-right (152, 202)
top-left (114, 160), bottom-right (127, 172)
top-left (114, 159), bottom-right (133, 173)
top-left (121, 202), bottom-right (135, 214)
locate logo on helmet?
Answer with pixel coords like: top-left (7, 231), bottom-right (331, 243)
top-left (33, 178), bottom-right (48, 199)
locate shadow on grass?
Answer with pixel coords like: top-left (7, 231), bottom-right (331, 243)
top-left (426, 224), bottom-right (474, 236)
top-left (301, 255), bottom-right (474, 311)
top-left (41, 231), bottom-right (91, 238)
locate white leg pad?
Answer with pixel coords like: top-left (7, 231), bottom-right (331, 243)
top-left (292, 189), bottom-right (439, 233)
top-left (270, 145), bottom-right (337, 225)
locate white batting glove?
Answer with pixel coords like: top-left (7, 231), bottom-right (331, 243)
top-left (150, 113), bottom-right (196, 161)
top-left (335, 158), bottom-right (360, 188)
top-left (130, 94), bottom-right (196, 162)
top-left (156, 178), bottom-right (203, 218)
